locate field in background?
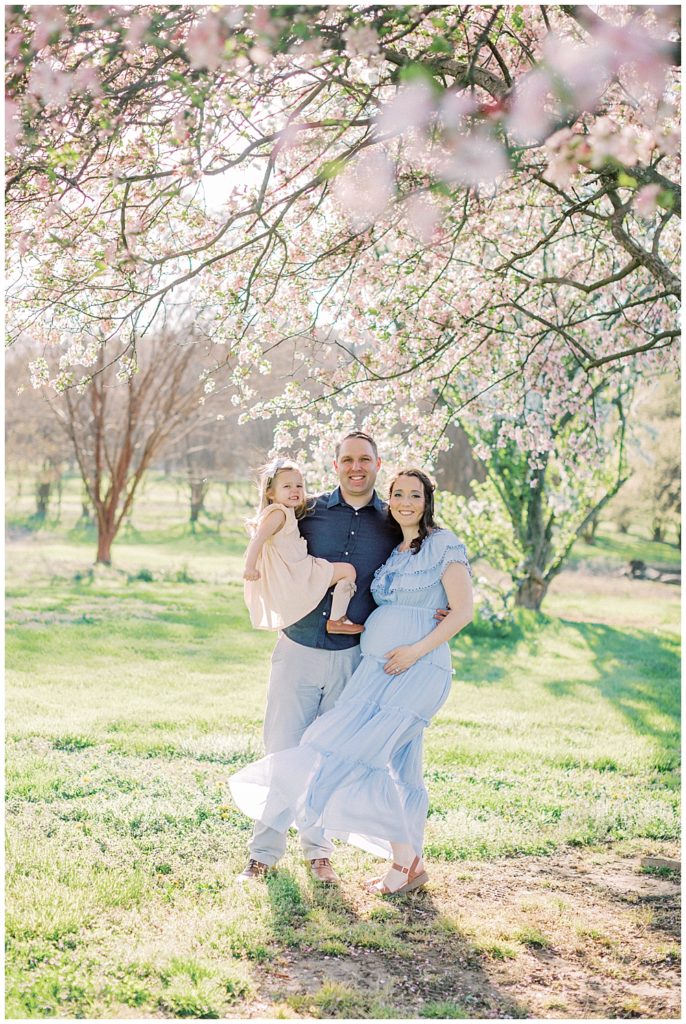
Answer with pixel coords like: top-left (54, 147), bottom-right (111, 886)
top-left (5, 472), bottom-right (681, 1018)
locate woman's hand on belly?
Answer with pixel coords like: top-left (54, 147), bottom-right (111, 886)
top-left (383, 643), bottom-right (422, 676)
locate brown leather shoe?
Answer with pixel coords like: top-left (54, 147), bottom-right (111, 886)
top-left (309, 857), bottom-right (340, 884)
top-left (236, 859), bottom-right (272, 883)
top-left (326, 617), bottom-right (365, 635)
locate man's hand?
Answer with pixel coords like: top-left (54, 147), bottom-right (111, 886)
top-left (434, 607), bottom-right (450, 622)
top-left (384, 644), bottom-right (421, 676)
top-left (243, 568), bottom-right (261, 581)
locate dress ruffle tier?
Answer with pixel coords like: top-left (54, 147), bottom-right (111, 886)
top-left (231, 653), bottom-right (450, 856)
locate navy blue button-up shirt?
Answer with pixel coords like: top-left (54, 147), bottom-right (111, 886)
top-left (283, 487), bottom-right (400, 651)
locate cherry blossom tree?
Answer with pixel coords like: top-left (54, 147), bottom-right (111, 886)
top-left (5, 4), bottom-right (680, 588)
top-left (439, 373), bottom-right (632, 609)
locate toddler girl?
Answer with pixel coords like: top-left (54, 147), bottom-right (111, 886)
top-left (243, 459), bottom-right (364, 635)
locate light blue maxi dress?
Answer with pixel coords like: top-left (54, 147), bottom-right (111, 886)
top-left (230, 529), bottom-right (472, 859)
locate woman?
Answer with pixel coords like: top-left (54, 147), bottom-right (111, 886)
top-left (230, 468), bottom-right (473, 895)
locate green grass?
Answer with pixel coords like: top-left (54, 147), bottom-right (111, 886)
top-left (5, 474), bottom-right (681, 1018)
top-left (566, 524), bottom-right (680, 572)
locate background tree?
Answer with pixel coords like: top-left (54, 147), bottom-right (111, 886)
top-left (439, 372), bottom-right (632, 609)
top-left (608, 376), bottom-right (680, 547)
top-left (50, 327), bottom-right (230, 564)
top-left (5, 345), bottom-right (69, 522)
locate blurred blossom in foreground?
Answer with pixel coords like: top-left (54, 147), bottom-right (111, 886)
top-left (402, 194), bottom-right (442, 244)
top-left (633, 183), bottom-right (661, 218)
top-left (544, 35), bottom-right (610, 111)
top-left (376, 80), bottom-right (434, 137)
top-left (441, 130), bottom-right (509, 187)
top-left (439, 89), bottom-right (478, 131)
top-left (5, 99), bottom-right (21, 153)
top-left (506, 69), bottom-right (554, 144)
top-left (333, 148), bottom-right (396, 230)
top-left (186, 13), bottom-right (225, 70)
top-left (343, 25), bottom-right (380, 58)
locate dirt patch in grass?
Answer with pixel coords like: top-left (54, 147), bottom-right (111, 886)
top-left (241, 843), bottom-right (680, 1019)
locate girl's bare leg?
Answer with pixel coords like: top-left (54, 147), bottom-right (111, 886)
top-left (327, 562), bottom-right (362, 631)
top-left (330, 562), bottom-right (356, 621)
top-left (329, 561), bottom-right (356, 586)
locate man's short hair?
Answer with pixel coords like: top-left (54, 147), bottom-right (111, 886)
top-left (335, 431), bottom-right (379, 460)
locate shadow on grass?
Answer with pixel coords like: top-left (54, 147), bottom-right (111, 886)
top-left (454, 610), bottom-right (547, 689)
top-left (547, 620), bottom-right (680, 750)
top-left (258, 867), bottom-right (528, 1017)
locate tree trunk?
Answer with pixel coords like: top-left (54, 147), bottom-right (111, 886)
top-left (581, 513), bottom-right (598, 544)
top-left (96, 527), bottom-right (115, 565)
top-left (95, 501), bottom-right (118, 565)
top-left (515, 572), bottom-right (549, 611)
top-left (35, 481), bottom-right (51, 520)
top-left (653, 524), bottom-right (664, 543)
top-left (189, 478), bottom-right (209, 528)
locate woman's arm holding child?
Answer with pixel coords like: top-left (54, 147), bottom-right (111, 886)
top-left (243, 508), bottom-right (287, 581)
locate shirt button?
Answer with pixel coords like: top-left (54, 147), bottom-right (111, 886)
top-left (322, 612), bottom-right (326, 616)
top-left (351, 531), bottom-right (355, 535)
top-left (345, 551), bottom-right (348, 555)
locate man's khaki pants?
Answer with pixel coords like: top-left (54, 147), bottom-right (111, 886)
top-left (248, 633), bottom-right (362, 865)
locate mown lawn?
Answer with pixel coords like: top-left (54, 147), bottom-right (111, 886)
top-left (5, 476), bottom-right (681, 1018)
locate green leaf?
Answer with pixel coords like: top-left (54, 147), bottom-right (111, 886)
top-left (291, 22), bottom-right (310, 41)
top-left (657, 190), bottom-right (675, 210)
top-left (429, 36), bottom-right (453, 55)
top-left (398, 63), bottom-right (439, 89)
top-left (319, 158), bottom-right (346, 181)
top-left (617, 171), bottom-right (638, 188)
top-left (429, 179), bottom-right (454, 198)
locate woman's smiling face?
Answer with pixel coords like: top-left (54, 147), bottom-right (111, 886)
top-left (389, 474), bottom-right (425, 528)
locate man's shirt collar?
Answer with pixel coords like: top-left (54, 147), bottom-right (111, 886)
top-left (327, 486), bottom-right (385, 511)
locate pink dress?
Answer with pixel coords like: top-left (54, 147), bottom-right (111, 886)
top-left (243, 503), bottom-right (335, 630)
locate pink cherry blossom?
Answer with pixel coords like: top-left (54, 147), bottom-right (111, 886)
top-left (441, 130), bottom-right (509, 187)
top-left (72, 65), bottom-right (102, 96)
top-left (594, 20), bottom-right (668, 97)
top-left (543, 35), bottom-right (611, 112)
top-left (439, 90), bottom-right (478, 131)
top-left (402, 194), bottom-right (442, 244)
top-left (506, 69), bottom-right (554, 144)
top-left (343, 25), bottom-right (380, 58)
top-left (27, 63), bottom-right (73, 106)
top-left (376, 80), bottom-right (435, 138)
top-left (125, 15), bottom-right (151, 51)
top-left (6, 31), bottom-right (23, 59)
top-left (31, 6), bottom-right (66, 50)
top-left (633, 183), bottom-right (661, 218)
top-left (186, 14), bottom-right (225, 71)
top-left (332, 148), bottom-right (396, 230)
top-left (5, 100), bottom-right (21, 154)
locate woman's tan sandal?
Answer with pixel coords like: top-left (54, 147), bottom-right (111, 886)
top-left (366, 856), bottom-right (428, 895)
top-left (326, 617), bottom-right (364, 635)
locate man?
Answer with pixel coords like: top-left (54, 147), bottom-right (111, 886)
top-left (238, 431), bottom-right (399, 883)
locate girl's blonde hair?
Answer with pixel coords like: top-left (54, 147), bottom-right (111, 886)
top-left (247, 458), bottom-right (308, 531)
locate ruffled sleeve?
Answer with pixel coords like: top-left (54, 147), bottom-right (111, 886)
top-left (257, 502), bottom-right (296, 532)
top-left (433, 529), bottom-right (472, 578)
top-left (393, 529), bottom-right (472, 592)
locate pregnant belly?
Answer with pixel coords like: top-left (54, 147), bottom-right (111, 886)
top-left (361, 605), bottom-right (451, 672)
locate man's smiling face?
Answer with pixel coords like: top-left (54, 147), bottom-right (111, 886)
top-left (334, 437), bottom-right (381, 504)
